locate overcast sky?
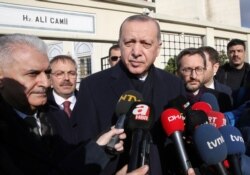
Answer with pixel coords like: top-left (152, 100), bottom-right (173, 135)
top-left (240, 0), bottom-right (250, 28)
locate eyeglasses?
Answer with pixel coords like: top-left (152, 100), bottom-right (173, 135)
top-left (110, 56), bottom-right (120, 62)
top-left (51, 71), bottom-right (77, 79)
top-left (180, 67), bottom-right (205, 75)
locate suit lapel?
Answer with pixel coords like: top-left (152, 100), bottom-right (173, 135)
top-left (110, 63), bottom-right (135, 97)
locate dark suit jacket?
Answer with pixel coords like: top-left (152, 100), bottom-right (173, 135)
top-left (186, 86), bottom-right (233, 112)
top-left (0, 96), bottom-right (112, 175)
top-left (216, 62), bottom-right (250, 91)
top-left (214, 79), bottom-right (232, 97)
top-left (46, 89), bottom-right (78, 145)
top-left (72, 62), bottom-right (186, 175)
top-left (214, 79), bottom-right (233, 106)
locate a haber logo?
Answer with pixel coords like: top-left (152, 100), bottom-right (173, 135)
top-left (167, 114), bottom-right (182, 122)
top-left (132, 104), bottom-right (150, 121)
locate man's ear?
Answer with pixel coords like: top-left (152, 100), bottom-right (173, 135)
top-left (213, 63), bottom-right (220, 75)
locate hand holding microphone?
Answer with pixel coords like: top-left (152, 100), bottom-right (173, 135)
top-left (96, 127), bottom-right (126, 152)
top-left (106, 90), bottom-right (143, 154)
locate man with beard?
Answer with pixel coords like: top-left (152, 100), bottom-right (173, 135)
top-left (176, 48), bottom-right (234, 174)
top-left (176, 48), bottom-right (232, 112)
top-left (216, 39), bottom-right (250, 92)
top-left (216, 39), bottom-right (250, 107)
top-left (47, 55), bottom-right (78, 144)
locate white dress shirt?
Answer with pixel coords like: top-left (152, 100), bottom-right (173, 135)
top-left (52, 90), bottom-right (76, 111)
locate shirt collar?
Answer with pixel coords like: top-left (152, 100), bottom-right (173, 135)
top-left (14, 109), bottom-right (38, 119)
top-left (53, 90), bottom-right (76, 106)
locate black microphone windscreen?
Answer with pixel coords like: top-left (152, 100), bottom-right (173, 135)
top-left (166, 95), bottom-right (190, 114)
top-left (185, 110), bottom-right (209, 135)
top-left (193, 124), bottom-right (227, 165)
top-left (219, 125), bottom-right (246, 155)
top-left (115, 90), bottom-right (143, 116)
top-left (200, 93), bottom-right (220, 111)
top-left (127, 102), bottom-right (154, 131)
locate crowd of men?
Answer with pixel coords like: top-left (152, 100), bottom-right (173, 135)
top-left (0, 14), bottom-right (250, 175)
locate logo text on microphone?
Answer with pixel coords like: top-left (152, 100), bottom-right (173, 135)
top-left (119, 94), bottom-right (141, 102)
top-left (206, 136), bottom-right (225, 149)
top-left (167, 114), bottom-right (182, 122)
top-left (132, 104), bottom-right (150, 121)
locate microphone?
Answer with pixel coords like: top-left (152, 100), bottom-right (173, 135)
top-left (219, 125), bottom-right (246, 175)
top-left (126, 102), bottom-right (154, 172)
top-left (206, 110), bottom-right (227, 128)
top-left (161, 108), bottom-right (192, 174)
top-left (191, 101), bottom-right (212, 113)
top-left (200, 92), bottom-right (220, 111)
top-left (193, 124), bottom-right (228, 175)
top-left (166, 95), bottom-right (191, 115)
top-left (185, 109), bottom-right (209, 135)
top-left (106, 90), bottom-right (143, 154)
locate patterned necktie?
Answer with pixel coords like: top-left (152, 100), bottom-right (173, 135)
top-left (63, 101), bottom-right (71, 118)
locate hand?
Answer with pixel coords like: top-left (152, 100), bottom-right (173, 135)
top-left (187, 168), bottom-right (196, 175)
top-left (116, 165), bottom-right (149, 175)
top-left (96, 127), bottom-right (126, 152)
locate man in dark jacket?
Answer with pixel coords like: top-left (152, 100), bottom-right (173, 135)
top-left (176, 48), bottom-right (232, 112)
top-left (47, 55), bottom-right (78, 144)
top-left (198, 46), bottom-right (232, 97)
top-left (216, 39), bottom-right (250, 107)
top-left (0, 33), bottom-right (129, 175)
top-left (72, 15), bottom-right (198, 175)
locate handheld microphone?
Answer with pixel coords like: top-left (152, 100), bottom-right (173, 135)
top-left (161, 108), bottom-right (192, 174)
top-left (185, 109), bottom-right (209, 135)
top-left (206, 110), bottom-right (227, 128)
top-left (219, 125), bottom-right (246, 175)
top-left (166, 95), bottom-right (191, 115)
top-left (193, 124), bottom-right (228, 175)
top-left (191, 101), bottom-right (212, 113)
top-left (106, 90), bottom-right (143, 154)
top-left (200, 92), bottom-right (220, 111)
top-left (127, 102), bottom-right (154, 172)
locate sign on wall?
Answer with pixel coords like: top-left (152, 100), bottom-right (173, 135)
top-left (0, 3), bottom-right (95, 33)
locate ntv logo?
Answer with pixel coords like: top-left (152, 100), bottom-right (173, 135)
top-left (206, 136), bottom-right (225, 149)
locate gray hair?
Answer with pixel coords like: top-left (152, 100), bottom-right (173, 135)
top-left (0, 33), bottom-right (48, 69)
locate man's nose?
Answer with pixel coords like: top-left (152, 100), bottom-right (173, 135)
top-left (39, 72), bottom-right (50, 88)
top-left (190, 69), bottom-right (197, 78)
top-left (131, 43), bottom-right (142, 57)
top-left (63, 73), bottom-right (70, 80)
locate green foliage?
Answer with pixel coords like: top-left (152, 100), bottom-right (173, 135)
top-left (164, 56), bottom-right (177, 75)
top-left (218, 50), bottom-right (228, 65)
